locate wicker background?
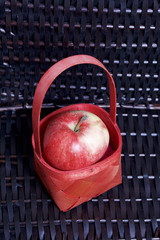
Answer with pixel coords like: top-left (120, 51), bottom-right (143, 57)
top-left (0, 0), bottom-right (160, 108)
top-left (0, 0), bottom-right (160, 239)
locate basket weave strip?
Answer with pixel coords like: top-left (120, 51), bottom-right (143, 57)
top-left (0, 1), bottom-right (160, 107)
top-left (0, 108), bottom-right (160, 238)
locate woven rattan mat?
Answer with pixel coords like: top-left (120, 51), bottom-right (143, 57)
top-left (0, 107), bottom-right (160, 239)
top-left (0, 1), bottom-right (160, 239)
top-left (0, 1), bottom-right (160, 109)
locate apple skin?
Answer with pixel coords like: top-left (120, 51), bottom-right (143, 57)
top-left (42, 110), bottom-right (110, 170)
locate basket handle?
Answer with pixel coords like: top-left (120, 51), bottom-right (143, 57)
top-left (32, 55), bottom-right (117, 158)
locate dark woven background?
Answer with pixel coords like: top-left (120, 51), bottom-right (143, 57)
top-left (0, 1), bottom-right (160, 239)
top-left (0, 0), bottom-right (160, 108)
top-left (0, 108), bottom-right (160, 240)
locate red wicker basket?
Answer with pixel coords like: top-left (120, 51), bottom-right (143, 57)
top-left (32, 55), bottom-right (122, 212)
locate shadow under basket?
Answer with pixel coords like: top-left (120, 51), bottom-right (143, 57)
top-left (32, 55), bottom-right (122, 212)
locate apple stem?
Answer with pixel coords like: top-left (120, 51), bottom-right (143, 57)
top-left (74, 115), bottom-right (88, 132)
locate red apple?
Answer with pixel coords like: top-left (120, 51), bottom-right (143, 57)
top-left (43, 110), bottom-right (110, 170)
